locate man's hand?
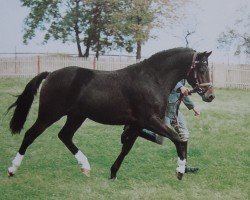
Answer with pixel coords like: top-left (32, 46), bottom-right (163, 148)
top-left (193, 106), bottom-right (201, 116)
top-left (180, 86), bottom-right (190, 96)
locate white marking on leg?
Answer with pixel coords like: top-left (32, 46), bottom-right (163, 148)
top-left (176, 157), bottom-right (186, 174)
top-left (8, 153), bottom-right (24, 174)
top-left (75, 150), bottom-right (91, 170)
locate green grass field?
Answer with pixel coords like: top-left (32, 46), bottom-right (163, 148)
top-left (0, 77), bottom-right (249, 200)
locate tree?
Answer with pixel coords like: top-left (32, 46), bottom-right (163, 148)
top-left (184, 30), bottom-right (195, 47)
top-left (173, 27), bottom-right (196, 48)
top-left (171, 12), bottom-right (205, 49)
top-left (217, 7), bottom-right (250, 55)
top-left (22, 0), bottom-right (87, 57)
top-left (82, 0), bottom-right (134, 58)
top-left (21, 0), bottom-right (134, 58)
top-left (21, 0), bottom-right (189, 59)
top-left (118, 0), bottom-right (188, 61)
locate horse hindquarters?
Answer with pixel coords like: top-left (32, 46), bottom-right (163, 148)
top-left (8, 67), bottom-right (95, 177)
top-left (7, 72), bottom-right (60, 176)
top-left (8, 68), bottom-right (77, 176)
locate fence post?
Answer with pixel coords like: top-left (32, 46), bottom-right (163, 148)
top-left (14, 55), bottom-right (17, 75)
top-left (93, 57), bottom-right (96, 70)
top-left (211, 63), bottom-right (214, 85)
top-left (37, 55), bottom-right (40, 74)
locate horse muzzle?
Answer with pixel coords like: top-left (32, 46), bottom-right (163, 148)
top-left (201, 86), bottom-right (215, 102)
top-left (202, 93), bottom-right (215, 102)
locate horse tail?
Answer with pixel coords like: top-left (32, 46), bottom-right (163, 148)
top-left (7, 72), bottom-right (50, 134)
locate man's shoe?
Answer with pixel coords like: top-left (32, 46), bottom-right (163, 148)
top-left (185, 165), bottom-right (199, 173)
top-left (155, 135), bottom-right (164, 145)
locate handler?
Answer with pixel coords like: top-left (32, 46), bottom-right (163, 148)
top-left (138, 80), bottom-right (200, 173)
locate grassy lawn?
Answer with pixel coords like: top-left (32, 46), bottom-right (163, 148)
top-left (0, 77), bottom-right (249, 200)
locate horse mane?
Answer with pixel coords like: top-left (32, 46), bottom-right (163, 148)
top-left (146, 47), bottom-right (195, 63)
top-left (126, 47), bottom-right (196, 70)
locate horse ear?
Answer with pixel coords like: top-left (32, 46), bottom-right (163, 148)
top-left (206, 51), bottom-right (212, 57)
top-left (196, 52), bottom-right (207, 60)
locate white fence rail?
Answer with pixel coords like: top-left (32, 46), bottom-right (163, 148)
top-left (211, 64), bottom-right (250, 89)
top-left (0, 55), bottom-right (135, 76)
top-left (0, 55), bottom-right (250, 89)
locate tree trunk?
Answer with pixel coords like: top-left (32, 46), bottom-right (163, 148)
top-left (95, 50), bottom-right (99, 60)
top-left (136, 15), bottom-right (142, 63)
top-left (76, 31), bottom-right (83, 57)
top-left (136, 41), bottom-right (141, 62)
top-left (83, 37), bottom-right (91, 58)
top-left (95, 32), bottom-right (101, 60)
top-left (95, 41), bottom-right (100, 60)
top-left (74, 0), bottom-right (83, 57)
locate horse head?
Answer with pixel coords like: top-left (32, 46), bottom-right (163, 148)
top-left (186, 51), bottom-right (215, 102)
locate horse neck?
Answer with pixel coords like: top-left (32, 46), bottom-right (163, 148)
top-left (148, 52), bottom-right (194, 90)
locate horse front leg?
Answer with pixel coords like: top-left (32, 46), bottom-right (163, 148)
top-left (147, 116), bottom-right (187, 180)
top-left (174, 141), bottom-right (187, 180)
top-left (110, 126), bottom-right (139, 180)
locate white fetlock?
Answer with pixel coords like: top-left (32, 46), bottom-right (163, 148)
top-left (75, 150), bottom-right (91, 177)
top-left (176, 157), bottom-right (186, 174)
top-left (8, 166), bottom-right (17, 176)
top-left (8, 153), bottom-right (24, 175)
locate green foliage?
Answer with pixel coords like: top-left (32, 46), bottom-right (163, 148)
top-left (82, 0), bottom-right (135, 57)
top-left (112, 0), bottom-right (187, 59)
top-left (120, 0), bottom-right (184, 44)
top-left (21, 0), bottom-right (136, 57)
top-left (0, 78), bottom-right (249, 199)
top-left (44, 0), bottom-right (87, 43)
top-left (217, 7), bottom-right (250, 55)
top-left (22, 0), bottom-right (87, 56)
top-left (21, 0), bottom-right (62, 44)
top-left (21, 0), bottom-right (188, 58)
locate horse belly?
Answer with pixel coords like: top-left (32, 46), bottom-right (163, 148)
top-left (88, 114), bottom-right (131, 125)
top-left (81, 93), bottom-right (135, 125)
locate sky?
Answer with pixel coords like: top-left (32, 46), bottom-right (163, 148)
top-left (0, 0), bottom-right (249, 64)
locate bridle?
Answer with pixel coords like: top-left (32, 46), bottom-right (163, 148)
top-left (175, 52), bottom-right (213, 116)
top-left (186, 52), bottom-right (213, 96)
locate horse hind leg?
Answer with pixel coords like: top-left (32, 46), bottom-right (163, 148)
top-left (8, 118), bottom-right (52, 177)
top-left (57, 115), bottom-right (91, 177)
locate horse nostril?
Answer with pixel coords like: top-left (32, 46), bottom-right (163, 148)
top-left (209, 94), bottom-right (215, 100)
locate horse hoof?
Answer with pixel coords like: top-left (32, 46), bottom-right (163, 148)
top-left (110, 176), bottom-right (117, 181)
top-left (81, 168), bottom-right (90, 177)
top-left (7, 170), bottom-right (14, 177)
top-left (176, 172), bottom-right (184, 180)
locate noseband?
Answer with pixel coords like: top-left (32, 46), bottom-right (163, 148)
top-left (187, 52), bottom-right (213, 95)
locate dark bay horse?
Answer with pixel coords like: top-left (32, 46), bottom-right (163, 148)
top-left (7, 47), bottom-right (214, 180)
